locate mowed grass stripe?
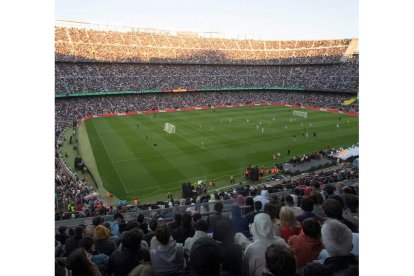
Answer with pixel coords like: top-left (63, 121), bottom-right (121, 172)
top-left (83, 106), bottom-right (359, 200)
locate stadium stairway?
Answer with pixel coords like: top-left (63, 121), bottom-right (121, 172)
top-left (340, 38), bottom-right (359, 62)
top-left (342, 96), bottom-right (357, 106)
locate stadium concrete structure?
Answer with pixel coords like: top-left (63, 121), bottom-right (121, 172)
top-left (55, 21), bottom-right (359, 275)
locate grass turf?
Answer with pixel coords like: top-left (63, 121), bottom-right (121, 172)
top-left (81, 106), bottom-right (358, 202)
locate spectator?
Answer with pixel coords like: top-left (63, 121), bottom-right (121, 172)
top-left (184, 218), bottom-right (209, 256)
top-left (85, 216), bottom-right (104, 237)
top-left (230, 204), bottom-right (250, 238)
top-left (182, 213), bottom-right (195, 242)
top-left (296, 198), bottom-right (322, 223)
top-left (309, 192), bottom-right (325, 219)
top-left (213, 218), bottom-right (243, 276)
top-left (79, 236), bottom-right (109, 275)
top-left (66, 247), bottom-right (101, 276)
top-left (288, 218), bottom-right (323, 268)
top-left (65, 226), bottom-right (85, 257)
top-left (137, 214), bottom-right (149, 235)
top-left (302, 219), bottom-right (358, 276)
top-left (245, 200), bottom-right (262, 224)
top-left (189, 237), bottom-right (222, 276)
top-left (253, 190), bottom-right (270, 209)
top-left (263, 244), bottom-right (296, 276)
top-left (208, 202), bottom-right (226, 231)
top-left (111, 213), bottom-right (125, 238)
top-left (56, 225), bottom-right (69, 245)
top-left (143, 218), bottom-right (158, 247)
top-left (94, 225), bottom-right (117, 257)
top-left (242, 213), bottom-right (287, 276)
top-left (264, 202), bottom-right (282, 238)
top-left (322, 199), bottom-right (358, 233)
top-left (127, 262), bottom-right (156, 276)
top-left (283, 195), bottom-right (303, 217)
top-left (279, 206), bottom-right (302, 243)
top-left (150, 224), bottom-right (185, 276)
top-left (109, 228), bottom-right (150, 276)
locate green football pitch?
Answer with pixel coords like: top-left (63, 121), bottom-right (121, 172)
top-left (79, 106), bottom-right (358, 202)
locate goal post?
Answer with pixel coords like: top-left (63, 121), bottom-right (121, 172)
top-left (293, 111), bottom-right (308, 118)
top-left (164, 122), bottom-right (176, 134)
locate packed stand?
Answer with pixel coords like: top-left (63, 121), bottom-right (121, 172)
top-left (55, 62), bottom-right (359, 95)
top-left (55, 26), bottom-right (351, 65)
top-left (56, 164), bottom-right (358, 275)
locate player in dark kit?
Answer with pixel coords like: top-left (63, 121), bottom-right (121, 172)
top-left (288, 149), bottom-right (291, 156)
top-left (314, 132), bottom-right (316, 137)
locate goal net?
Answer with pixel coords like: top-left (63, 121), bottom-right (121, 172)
top-left (293, 111), bottom-right (308, 118)
top-left (164, 123), bottom-right (176, 134)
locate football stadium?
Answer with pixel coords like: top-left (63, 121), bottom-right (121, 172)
top-left (54, 4), bottom-right (359, 275)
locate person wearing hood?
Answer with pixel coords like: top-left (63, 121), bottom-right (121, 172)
top-left (242, 213), bottom-right (287, 276)
top-left (150, 224), bottom-right (185, 276)
top-left (253, 190), bottom-right (270, 210)
top-left (230, 204), bottom-right (251, 238)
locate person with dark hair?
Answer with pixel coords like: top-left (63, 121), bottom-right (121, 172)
top-left (170, 213), bottom-right (186, 244)
top-left (324, 184), bottom-right (336, 198)
top-left (79, 236), bottom-right (109, 275)
top-left (137, 214), bottom-right (149, 235)
top-left (184, 218), bottom-right (209, 256)
top-left (56, 225), bottom-right (69, 245)
top-left (127, 262), bottom-right (156, 276)
top-left (94, 225), bottom-right (117, 257)
top-left (263, 244), bottom-right (296, 276)
top-left (126, 220), bottom-right (140, 231)
top-left (288, 218), bottom-right (323, 268)
top-left (310, 192), bottom-right (325, 219)
top-left (182, 213), bottom-right (195, 241)
top-left (264, 202), bottom-right (282, 237)
top-left (65, 226), bottom-right (85, 257)
top-left (85, 216), bottom-right (104, 237)
top-left (150, 224), bottom-right (185, 276)
top-left (189, 237), bottom-right (222, 276)
top-left (66, 247), bottom-right (101, 276)
top-left (296, 198), bottom-right (322, 223)
top-left (143, 218), bottom-right (158, 246)
top-left (322, 199), bottom-right (358, 233)
top-left (111, 213), bottom-right (125, 238)
top-left (213, 218), bottom-right (243, 276)
top-left (192, 213), bottom-right (202, 223)
top-left (245, 197), bottom-right (255, 214)
top-left (283, 195), bottom-right (303, 217)
top-left (230, 204), bottom-right (250, 238)
top-left (303, 219), bottom-right (358, 276)
top-left (208, 202), bottom-right (227, 231)
top-left (245, 200), bottom-right (263, 224)
top-left (109, 228), bottom-right (150, 276)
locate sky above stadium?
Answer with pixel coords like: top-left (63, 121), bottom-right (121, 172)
top-left (55, 0), bottom-right (358, 40)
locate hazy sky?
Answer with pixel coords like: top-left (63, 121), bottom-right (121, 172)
top-left (55, 0), bottom-right (358, 40)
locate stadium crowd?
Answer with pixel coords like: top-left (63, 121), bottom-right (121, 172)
top-left (55, 62), bottom-right (358, 95)
top-left (55, 27), bottom-right (351, 65)
top-left (56, 163), bottom-right (359, 275)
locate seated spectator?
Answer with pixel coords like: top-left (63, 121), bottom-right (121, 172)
top-left (94, 225), bottom-right (117, 257)
top-left (65, 226), bottom-right (85, 257)
top-left (262, 244), bottom-right (296, 276)
top-left (150, 224), bottom-right (185, 276)
top-left (137, 214), bottom-right (149, 235)
top-left (253, 190), bottom-right (270, 209)
top-left (169, 214), bottom-right (185, 244)
top-left (309, 192), bottom-right (325, 219)
top-left (341, 187), bottom-right (359, 214)
top-left (109, 228), bottom-right (150, 276)
top-left (79, 236), bottom-right (109, 275)
top-left (182, 213), bottom-right (195, 242)
top-left (143, 218), bottom-right (158, 247)
top-left (288, 218), bottom-right (323, 268)
top-left (66, 247), bottom-right (101, 276)
top-left (264, 202), bottom-right (281, 237)
top-left (189, 237), bottom-right (222, 276)
top-left (245, 200), bottom-right (262, 224)
top-left (296, 198), bottom-right (322, 223)
top-left (85, 216), bottom-right (104, 237)
top-left (303, 219), bottom-right (358, 276)
top-left (55, 226), bottom-right (69, 245)
top-left (208, 202), bottom-right (227, 231)
top-left (283, 195), bottom-right (303, 217)
top-left (230, 204), bottom-right (250, 238)
top-left (213, 218), bottom-right (243, 276)
top-left (184, 219), bottom-right (209, 256)
top-left (279, 206), bottom-right (302, 242)
top-left (111, 213), bottom-right (125, 238)
top-left (242, 213), bottom-right (287, 276)
top-left (322, 199), bottom-right (358, 233)
top-left (127, 262), bottom-right (156, 276)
